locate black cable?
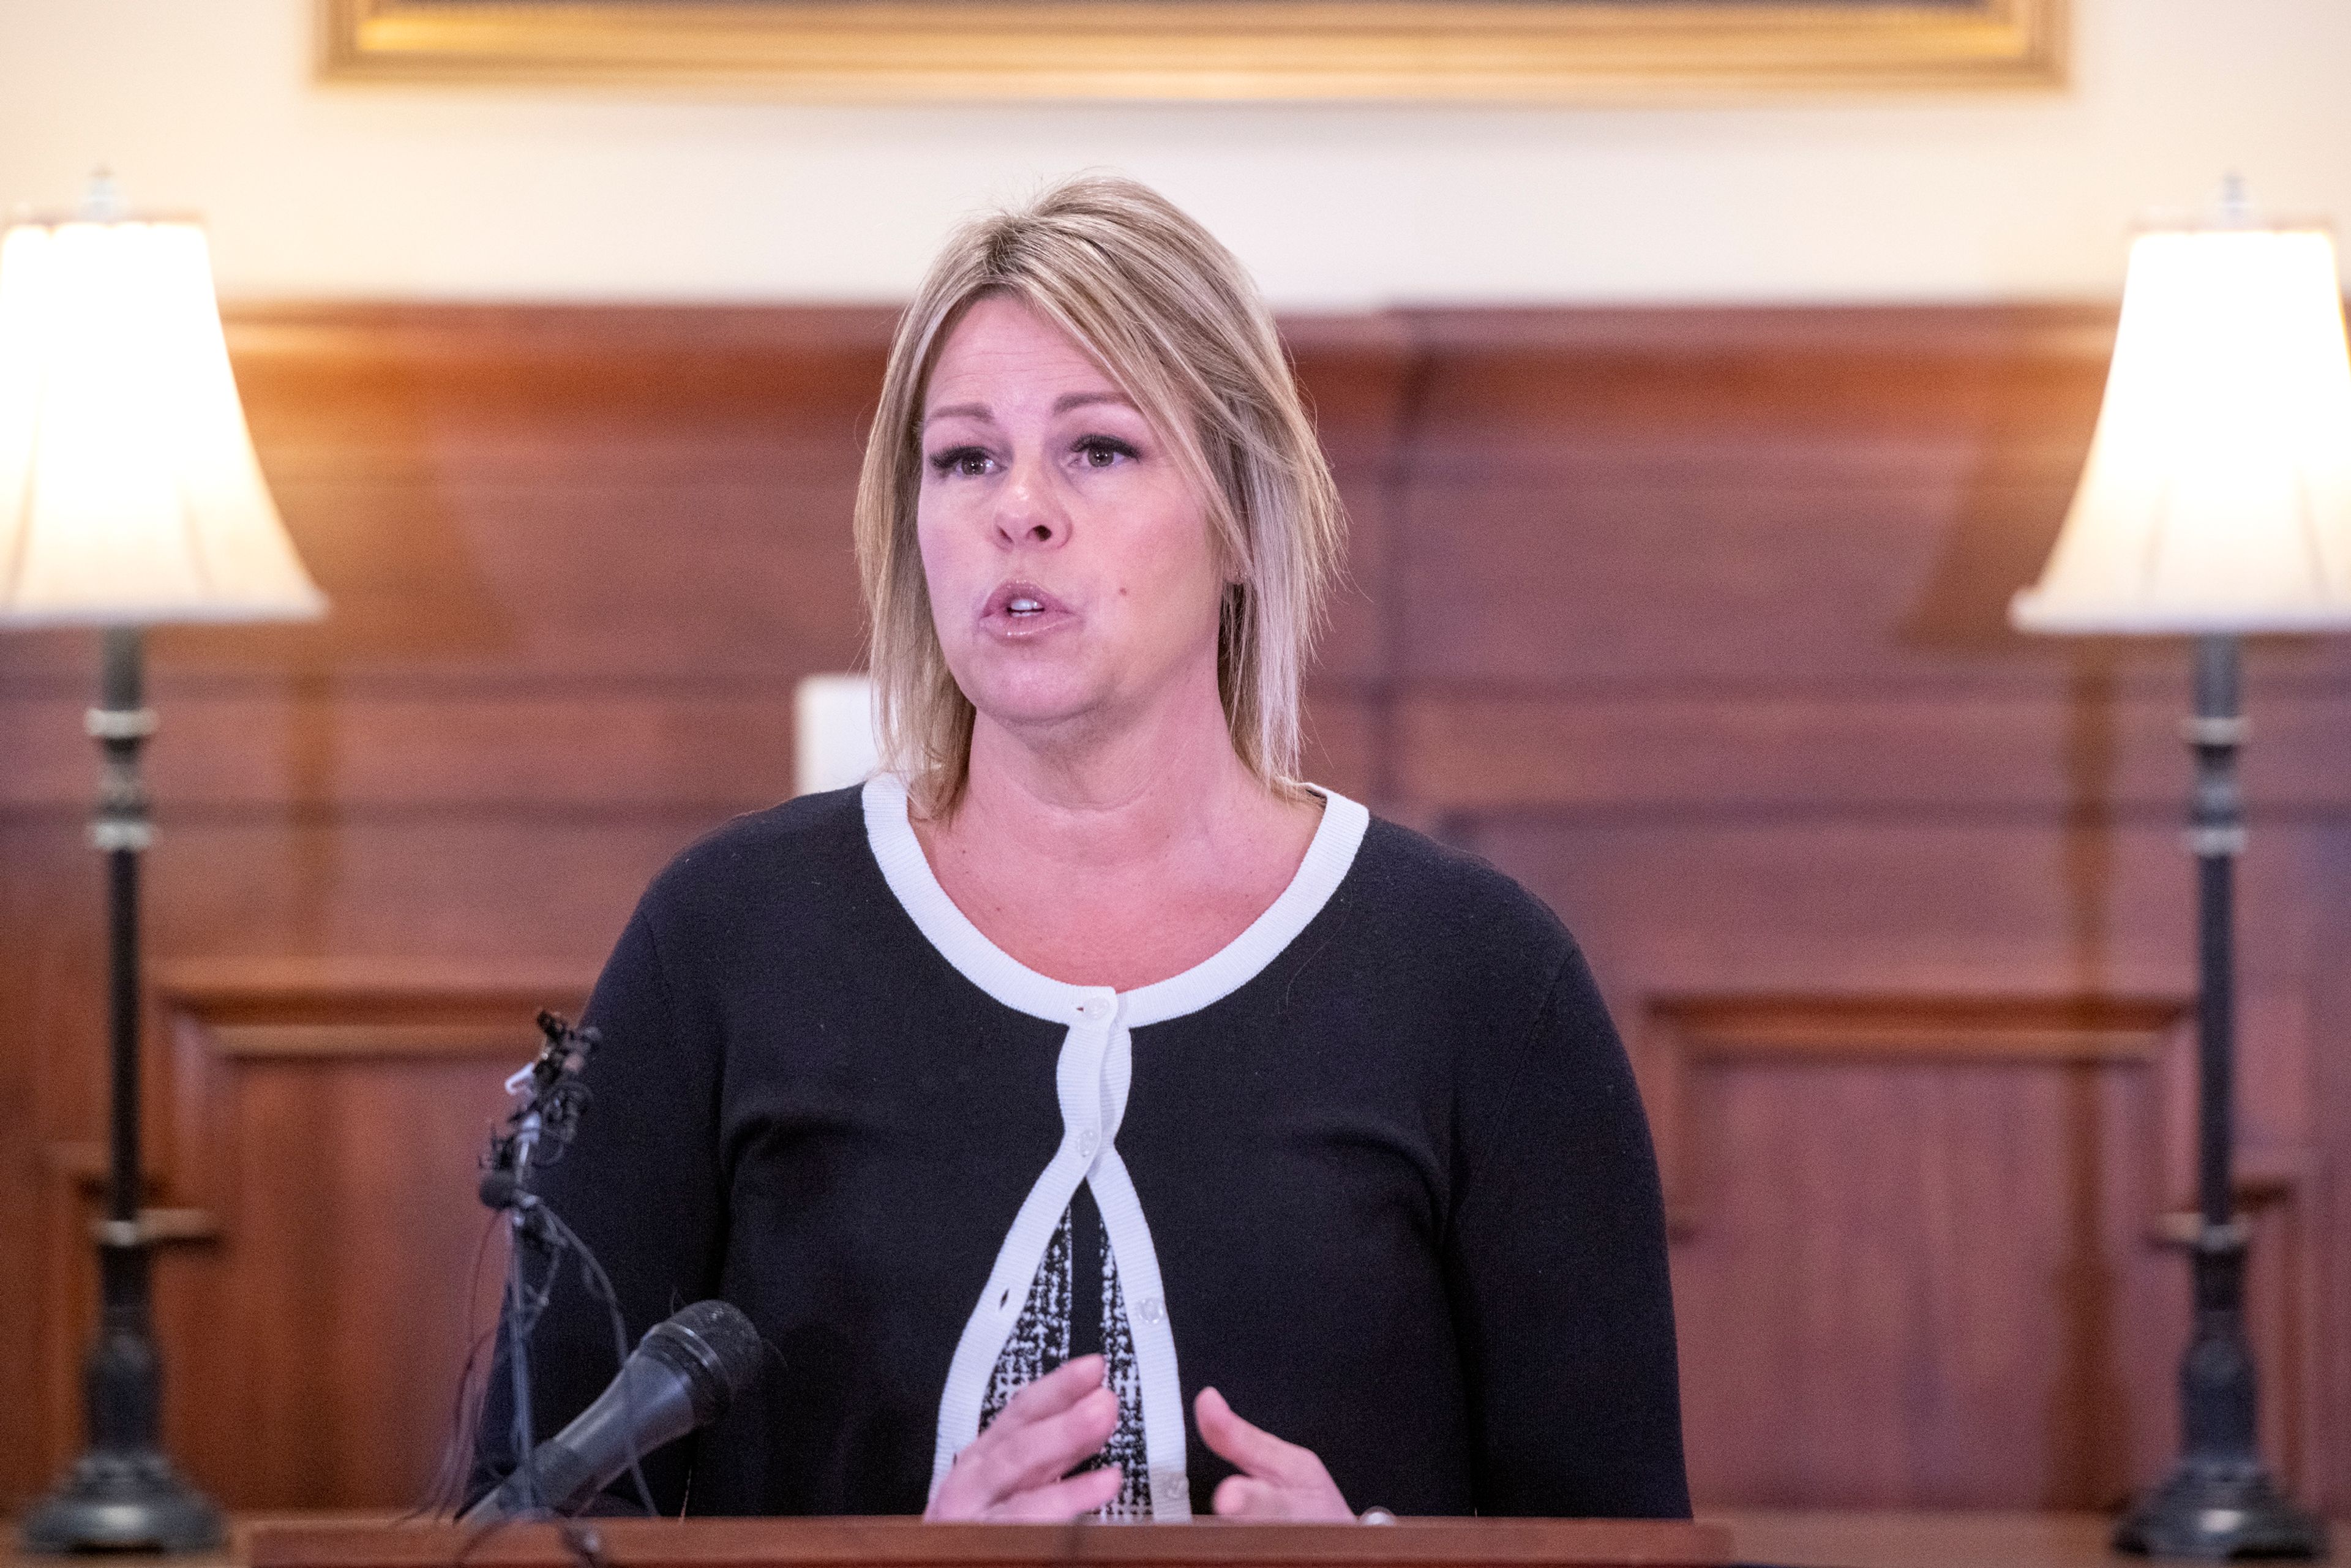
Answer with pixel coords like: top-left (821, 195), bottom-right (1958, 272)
top-left (503, 1218), bottom-right (542, 1517)
top-left (413, 1212), bottom-right (508, 1521)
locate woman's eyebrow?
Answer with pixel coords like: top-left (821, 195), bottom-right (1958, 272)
top-left (1053, 391), bottom-right (1136, 414)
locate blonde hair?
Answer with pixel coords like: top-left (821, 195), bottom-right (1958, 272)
top-left (854, 173), bottom-right (1345, 816)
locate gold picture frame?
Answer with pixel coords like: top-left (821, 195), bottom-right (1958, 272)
top-left (321, 0), bottom-right (2066, 100)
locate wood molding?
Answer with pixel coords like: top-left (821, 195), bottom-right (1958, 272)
top-left (199, 1022), bottom-right (569, 1060)
top-left (1638, 993), bottom-right (2190, 1239)
top-left (1654, 992), bottom-right (2185, 1063)
top-left (151, 957), bottom-right (597, 1016)
top-left (149, 956), bottom-right (595, 1217)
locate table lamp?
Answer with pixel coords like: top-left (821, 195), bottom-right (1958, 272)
top-left (2011, 182), bottom-right (2341, 1558)
top-left (0, 178), bottom-right (328, 1552)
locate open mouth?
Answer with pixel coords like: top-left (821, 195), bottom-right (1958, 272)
top-left (983, 582), bottom-right (1071, 631)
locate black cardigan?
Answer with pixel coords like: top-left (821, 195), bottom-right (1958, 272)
top-left (471, 779), bottom-right (1687, 1520)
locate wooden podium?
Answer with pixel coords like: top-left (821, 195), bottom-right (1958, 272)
top-left (247, 1518), bottom-right (1731, 1568)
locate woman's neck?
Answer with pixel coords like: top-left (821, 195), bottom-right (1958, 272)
top-left (950, 680), bottom-right (1269, 877)
top-left (908, 673), bottom-right (1321, 991)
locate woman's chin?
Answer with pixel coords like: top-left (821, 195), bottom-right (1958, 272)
top-left (971, 698), bottom-right (1104, 740)
top-left (962, 671), bottom-right (1108, 737)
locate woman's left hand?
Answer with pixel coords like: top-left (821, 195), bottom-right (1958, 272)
top-left (1193, 1387), bottom-right (1354, 1520)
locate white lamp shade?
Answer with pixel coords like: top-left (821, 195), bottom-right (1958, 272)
top-left (2012, 225), bottom-right (2351, 634)
top-left (0, 219), bottom-right (326, 627)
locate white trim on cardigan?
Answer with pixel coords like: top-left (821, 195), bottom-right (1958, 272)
top-left (861, 774), bottom-right (1370, 1521)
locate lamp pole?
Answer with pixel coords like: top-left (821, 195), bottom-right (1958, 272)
top-left (20, 629), bottom-right (224, 1553)
top-left (2110, 636), bottom-right (2323, 1558)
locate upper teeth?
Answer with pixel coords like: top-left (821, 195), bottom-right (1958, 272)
top-left (1009, 598), bottom-right (1042, 612)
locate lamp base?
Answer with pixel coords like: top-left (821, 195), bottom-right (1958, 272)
top-left (2113, 1457), bottom-right (2328, 1559)
top-left (18, 1446), bottom-right (225, 1555)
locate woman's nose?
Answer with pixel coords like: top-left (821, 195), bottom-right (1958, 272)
top-left (992, 462), bottom-right (1065, 547)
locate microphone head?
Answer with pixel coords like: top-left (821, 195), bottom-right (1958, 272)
top-left (639, 1300), bottom-right (766, 1427)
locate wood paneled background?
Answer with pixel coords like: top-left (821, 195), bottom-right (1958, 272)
top-left (1, 304), bottom-right (2345, 1518)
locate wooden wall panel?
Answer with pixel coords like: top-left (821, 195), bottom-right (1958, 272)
top-left (1674, 1054), bottom-right (2168, 1507)
top-left (141, 972), bottom-right (590, 1507)
top-left (1, 302), bottom-right (2345, 1521)
top-left (1466, 816), bottom-right (2335, 1509)
top-left (1631, 995), bottom-right (2310, 1507)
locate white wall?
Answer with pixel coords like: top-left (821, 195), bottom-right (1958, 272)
top-left (0, 0), bottom-right (2344, 306)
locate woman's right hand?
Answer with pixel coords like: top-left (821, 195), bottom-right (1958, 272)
top-left (924, 1354), bottom-right (1124, 1521)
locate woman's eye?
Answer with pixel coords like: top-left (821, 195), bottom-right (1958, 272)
top-left (1075, 437), bottom-right (1136, 469)
top-left (929, 447), bottom-right (993, 478)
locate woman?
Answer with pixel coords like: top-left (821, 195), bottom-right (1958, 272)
top-left (474, 173), bottom-right (1687, 1523)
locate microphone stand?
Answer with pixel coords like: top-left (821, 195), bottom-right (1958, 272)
top-left (478, 1013), bottom-right (601, 1520)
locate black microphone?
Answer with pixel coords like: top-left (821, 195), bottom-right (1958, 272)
top-left (463, 1300), bottom-right (765, 1524)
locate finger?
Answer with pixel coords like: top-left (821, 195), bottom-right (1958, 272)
top-left (953, 1356), bottom-right (1112, 1504)
top-left (989, 1386), bottom-right (1119, 1493)
top-left (1212, 1474), bottom-right (1286, 1518)
top-left (986, 1465), bottom-right (1125, 1523)
top-left (995, 1355), bottom-right (1109, 1431)
top-left (929, 1390), bottom-right (1114, 1521)
top-left (950, 1386), bottom-right (1119, 1507)
top-left (1194, 1387), bottom-right (1318, 1485)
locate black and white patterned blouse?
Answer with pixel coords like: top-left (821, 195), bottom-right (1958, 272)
top-left (473, 777), bottom-right (1689, 1521)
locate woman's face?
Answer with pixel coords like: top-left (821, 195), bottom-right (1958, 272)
top-left (917, 293), bottom-right (1226, 745)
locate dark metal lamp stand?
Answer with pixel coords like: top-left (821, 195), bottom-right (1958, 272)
top-left (2112, 635), bottom-right (2327, 1559)
top-left (20, 628), bottom-right (224, 1554)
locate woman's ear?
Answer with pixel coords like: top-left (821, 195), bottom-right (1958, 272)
top-left (1210, 520), bottom-right (1250, 588)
